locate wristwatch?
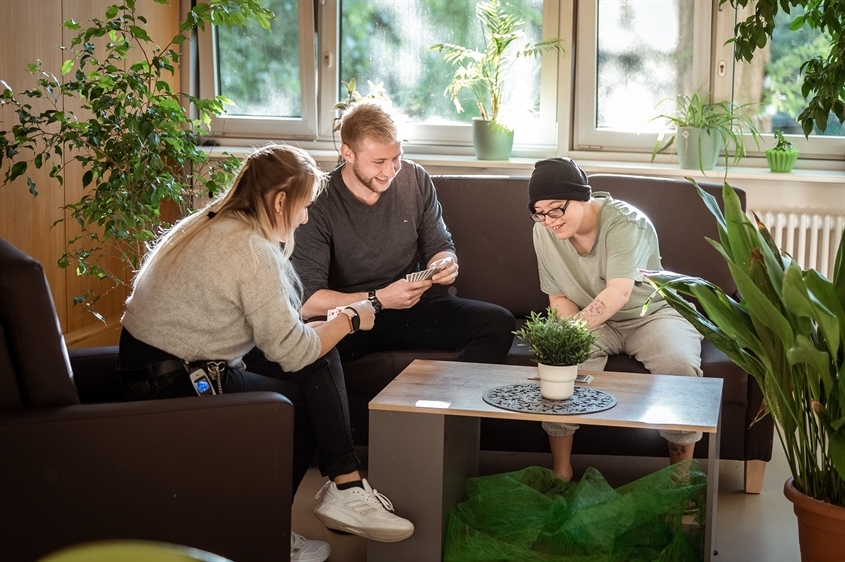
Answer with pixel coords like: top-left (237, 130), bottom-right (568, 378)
top-left (342, 307), bottom-right (360, 333)
top-left (368, 289), bottom-right (382, 313)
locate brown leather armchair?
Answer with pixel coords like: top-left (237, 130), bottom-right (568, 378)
top-left (0, 238), bottom-right (294, 562)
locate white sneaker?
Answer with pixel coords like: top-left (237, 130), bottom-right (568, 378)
top-left (290, 531), bottom-right (331, 562)
top-left (313, 478), bottom-right (414, 542)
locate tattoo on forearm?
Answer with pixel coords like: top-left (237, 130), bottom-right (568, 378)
top-left (580, 299), bottom-right (607, 322)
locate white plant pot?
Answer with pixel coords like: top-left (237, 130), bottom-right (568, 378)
top-left (537, 363), bottom-right (578, 400)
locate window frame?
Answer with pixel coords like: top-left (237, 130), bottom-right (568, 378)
top-left (571, 0), bottom-right (714, 154)
top-left (711, 2), bottom-right (845, 161)
top-left (191, 0), bottom-right (842, 163)
top-left (196, 0), bottom-right (319, 140)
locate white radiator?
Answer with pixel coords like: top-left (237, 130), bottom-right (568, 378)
top-left (753, 211), bottom-right (845, 280)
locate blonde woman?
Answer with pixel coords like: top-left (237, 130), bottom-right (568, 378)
top-left (119, 145), bottom-right (414, 562)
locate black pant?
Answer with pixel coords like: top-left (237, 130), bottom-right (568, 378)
top-left (118, 329), bottom-right (361, 499)
top-left (337, 294), bottom-right (515, 363)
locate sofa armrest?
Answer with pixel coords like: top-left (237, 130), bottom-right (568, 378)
top-left (68, 346), bottom-right (122, 403)
top-left (0, 392), bottom-right (293, 562)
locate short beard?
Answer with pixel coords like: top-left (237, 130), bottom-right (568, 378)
top-left (352, 159), bottom-right (391, 194)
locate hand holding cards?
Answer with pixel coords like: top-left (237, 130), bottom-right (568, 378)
top-left (406, 257), bottom-right (454, 282)
top-left (405, 266), bottom-right (440, 282)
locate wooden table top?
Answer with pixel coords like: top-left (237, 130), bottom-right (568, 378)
top-left (369, 360), bottom-right (723, 434)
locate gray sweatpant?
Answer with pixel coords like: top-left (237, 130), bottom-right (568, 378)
top-left (543, 306), bottom-right (704, 445)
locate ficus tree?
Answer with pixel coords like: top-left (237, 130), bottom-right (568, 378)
top-left (0, 0), bottom-right (273, 318)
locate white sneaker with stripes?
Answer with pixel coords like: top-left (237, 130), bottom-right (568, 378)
top-left (313, 478), bottom-right (414, 542)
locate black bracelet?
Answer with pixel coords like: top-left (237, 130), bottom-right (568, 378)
top-left (368, 289), bottom-right (382, 313)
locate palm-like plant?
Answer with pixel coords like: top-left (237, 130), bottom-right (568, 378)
top-left (651, 91), bottom-right (762, 172)
top-left (430, 0), bottom-right (564, 127)
top-left (642, 180), bottom-right (844, 508)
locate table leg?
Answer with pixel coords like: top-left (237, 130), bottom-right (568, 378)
top-left (704, 407), bottom-right (722, 562)
top-left (368, 411), bottom-right (479, 562)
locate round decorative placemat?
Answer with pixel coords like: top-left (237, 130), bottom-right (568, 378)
top-left (483, 383), bottom-right (617, 415)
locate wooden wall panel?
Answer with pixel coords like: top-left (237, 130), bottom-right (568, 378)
top-left (62, 0), bottom-right (130, 334)
top-left (0, 0), bottom-right (68, 329)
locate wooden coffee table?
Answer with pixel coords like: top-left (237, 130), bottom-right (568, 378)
top-left (367, 360), bottom-right (723, 562)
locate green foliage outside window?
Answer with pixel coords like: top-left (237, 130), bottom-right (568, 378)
top-left (723, 0), bottom-right (845, 137)
top-left (340, 0), bottom-right (545, 124)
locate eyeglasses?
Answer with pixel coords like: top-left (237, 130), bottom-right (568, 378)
top-left (530, 200), bottom-right (571, 222)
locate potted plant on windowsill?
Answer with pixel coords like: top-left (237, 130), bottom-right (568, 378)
top-left (430, 0), bottom-right (564, 161)
top-left (513, 307), bottom-right (598, 400)
top-left (651, 91), bottom-right (762, 173)
top-left (766, 130), bottom-right (800, 173)
top-left (0, 0), bottom-right (272, 317)
top-left (642, 181), bottom-right (844, 561)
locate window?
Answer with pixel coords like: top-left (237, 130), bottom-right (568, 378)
top-left (198, 0), bottom-right (317, 138)
top-left (197, 0), bottom-right (842, 161)
top-left (727, 3), bottom-right (844, 159)
top-left (573, 0), bottom-right (843, 159)
top-left (573, 0), bottom-right (712, 153)
top-left (328, 0), bottom-right (557, 148)
top-left (200, 0), bottom-right (561, 150)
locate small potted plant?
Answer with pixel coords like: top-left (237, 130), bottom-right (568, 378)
top-left (651, 91), bottom-right (762, 173)
top-left (513, 307), bottom-right (598, 400)
top-left (430, 0), bottom-right (564, 161)
top-left (766, 130), bottom-right (800, 173)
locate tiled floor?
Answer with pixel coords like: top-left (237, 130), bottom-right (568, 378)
top-left (292, 437), bottom-right (800, 562)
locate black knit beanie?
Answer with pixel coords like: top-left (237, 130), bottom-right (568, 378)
top-left (527, 157), bottom-right (591, 213)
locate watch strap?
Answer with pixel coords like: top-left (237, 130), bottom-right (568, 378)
top-left (342, 307), bottom-right (360, 333)
top-left (368, 289), bottom-right (382, 313)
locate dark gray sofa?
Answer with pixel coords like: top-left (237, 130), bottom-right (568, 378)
top-left (342, 174), bottom-right (774, 494)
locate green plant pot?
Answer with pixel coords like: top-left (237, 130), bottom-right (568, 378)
top-left (472, 118), bottom-right (514, 160)
top-left (766, 148), bottom-right (799, 173)
top-left (676, 127), bottom-right (723, 170)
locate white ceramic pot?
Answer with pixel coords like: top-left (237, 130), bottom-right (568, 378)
top-left (537, 363), bottom-right (578, 400)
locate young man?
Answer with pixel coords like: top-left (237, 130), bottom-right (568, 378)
top-left (527, 157), bottom-right (704, 481)
top-left (292, 101), bottom-right (514, 368)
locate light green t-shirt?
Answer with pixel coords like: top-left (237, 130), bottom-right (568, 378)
top-left (533, 192), bottom-right (667, 321)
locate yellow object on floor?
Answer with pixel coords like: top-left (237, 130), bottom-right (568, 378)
top-left (38, 540), bottom-right (232, 562)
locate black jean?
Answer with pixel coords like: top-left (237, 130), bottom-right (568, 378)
top-left (337, 293), bottom-right (515, 363)
top-left (118, 329), bottom-right (361, 499)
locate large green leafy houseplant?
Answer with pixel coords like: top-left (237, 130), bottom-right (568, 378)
top-left (642, 181), bottom-right (844, 508)
top-left (0, 0), bottom-right (272, 316)
top-left (430, 0), bottom-right (564, 128)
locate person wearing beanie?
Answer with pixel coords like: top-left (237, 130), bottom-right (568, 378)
top-left (527, 157), bottom-right (704, 482)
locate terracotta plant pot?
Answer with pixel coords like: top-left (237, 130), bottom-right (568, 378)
top-left (783, 478), bottom-right (845, 561)
top-left (537, 363), bottom-right (578, 400)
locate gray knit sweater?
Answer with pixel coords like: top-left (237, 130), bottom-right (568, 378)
top-left (122, 216), bottom-right (321, 372)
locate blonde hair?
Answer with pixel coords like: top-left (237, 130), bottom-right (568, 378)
top-left (340, 101), bottom-right (399, 152)
top-left (134, 144), bottom-right (324, 307)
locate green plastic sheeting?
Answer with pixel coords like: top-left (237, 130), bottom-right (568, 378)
top-left (445, 461), bottom-right (706, 562)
